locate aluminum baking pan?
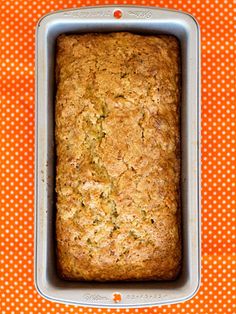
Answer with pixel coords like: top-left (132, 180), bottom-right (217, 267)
top-left (35, 5), bottom-right (201, 308)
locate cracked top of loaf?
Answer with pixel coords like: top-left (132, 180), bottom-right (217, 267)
top-left (55, 32), bottom-right (181, 281)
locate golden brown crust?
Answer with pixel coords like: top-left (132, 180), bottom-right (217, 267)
top-left (55, 32), bottom-right (181, 281)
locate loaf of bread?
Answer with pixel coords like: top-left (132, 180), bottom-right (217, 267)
top-left (55, 32), bottom-right (181, 281)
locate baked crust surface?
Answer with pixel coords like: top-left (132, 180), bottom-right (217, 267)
top-left (55, 32), bottom-right (181, 281)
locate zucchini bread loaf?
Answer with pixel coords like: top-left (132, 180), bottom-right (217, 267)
top-left (55, 32), bottom-right (181, 281)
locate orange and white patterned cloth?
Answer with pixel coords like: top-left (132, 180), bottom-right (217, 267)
top-left (0, 0), bottom-right (235, 313)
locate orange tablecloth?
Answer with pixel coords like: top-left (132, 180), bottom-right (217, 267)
top-left (0, 0), bottom-right (235, 313)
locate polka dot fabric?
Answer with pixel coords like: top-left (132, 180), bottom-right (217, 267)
top-left (0, 0), bottom-right (235, 313)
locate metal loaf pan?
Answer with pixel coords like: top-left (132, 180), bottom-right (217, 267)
top-left (35, 5), bottom-right (201, 308)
